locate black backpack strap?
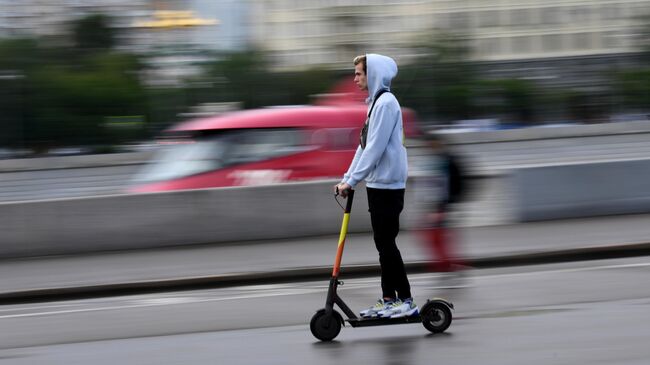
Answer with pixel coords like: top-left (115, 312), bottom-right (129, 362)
top-left (368, 89), bottom-right (389, 118)
top-left (360, 89), bottom-right (390, 149)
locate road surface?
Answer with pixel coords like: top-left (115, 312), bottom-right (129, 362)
top-left (1, 257), bottom-right (649, 364)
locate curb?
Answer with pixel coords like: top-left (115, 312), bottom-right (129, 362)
top-left (2, 242), bottom-right (650, 305)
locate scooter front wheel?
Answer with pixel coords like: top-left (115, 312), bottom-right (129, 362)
top-left (420, 301), bottom-right (452, 334)
top-left (310, 309), bottom-right (343, 341)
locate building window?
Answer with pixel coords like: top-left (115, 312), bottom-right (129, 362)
top-left (478, 10), bottom-right (500, 28)
top-left (479, 38), bottom-right (501, 57)
top-left (542, 34), bottom-right (562, 52)
top-left (449, 11), bottom-right (470, 29)
top-left (572, 33), bottom-right (592, 50)
top-left (510, 8), bottom-right (531, 27)
top-left (602, 31), bottom-right (620, 50)
top-left (541, 7), bottom-right (562, 25)
top-left (512, 36), bottom-right (532, 54)
top-left (600, 4), bottom-right (621, 20)
top-left (435, 14), bottom-right (449, 29)
top-left (569, 6), bottom-right (592, 23)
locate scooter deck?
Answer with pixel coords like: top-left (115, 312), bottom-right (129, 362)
top-left (347, 315), bottom-right (422, 328)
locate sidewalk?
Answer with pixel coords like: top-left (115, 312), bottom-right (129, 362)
top-left (2, 213), bottom-right (650, 303)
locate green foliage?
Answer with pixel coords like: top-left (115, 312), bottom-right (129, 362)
top-left (3, 21), bottom-right (649, 151)
top-left (394, 32), bottom-right (478, 121)
top-left (0, 39), bottom-right (38, 147)
top-left (70, 14), bottom-right (116, 51)
top-left (0, 38), bottom-right (42, 72)
top-left (24, 52), bottom-right (146, 147)
top-left (203, 50), bottom-right (335, 109)
top-left (615, 68), bottom-right (650, 109)
top-left (477, 79), bottom-right (538, 123)
top-left (145, 87), bottom-right (193, 132)
top-left (0, 15), bottom-right (146, 150)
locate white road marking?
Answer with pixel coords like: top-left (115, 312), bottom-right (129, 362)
top-left (0, 303), bottom-right (86, 313)
top-left (474, 261), bottom-right (650, 281)
top-left (0, 289), bottom-right (325, 320)
top-left (0, 261), bottom-right (648, 320)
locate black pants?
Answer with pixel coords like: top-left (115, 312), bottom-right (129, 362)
top-left (367, 187), bottom-right (411, 300)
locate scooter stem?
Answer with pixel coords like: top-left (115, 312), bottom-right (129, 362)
top-left (332, 189), bottom-right (354, 277)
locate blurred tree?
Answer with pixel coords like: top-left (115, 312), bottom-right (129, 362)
top-left (204, 50), bottom-right (270, 108)
top-left (145, 87), bottom-right (190, 132)
top-left (477, 79), bottom-right (538, 124)
top-left (27, 52), bottom-right (146, 148)
top-left (0, 75), bottom-right (24, 148)
top-left (614, 13), bottom-right (650, 113)
top-left (394, 31), bottom-right (478, 122)
top-left (615, 68), bottom-right (650, 110)
top-left (0, 38), bottom-right (42, 148)
top-left (282, 68), bottom-right (333, 105)
top-left (70, 14), bottom-right (116, 51)
top-left (564, 89), bottom-right (610, 123)
top-left (202, 50), bottom-right (334, 109)
top-left (0, 38), bottom-right (42, 71)
top-left (0, 23), bottom-right (146, 151)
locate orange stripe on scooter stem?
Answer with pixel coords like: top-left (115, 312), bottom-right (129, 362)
top-left (332, 212), bottom-right (350, 277)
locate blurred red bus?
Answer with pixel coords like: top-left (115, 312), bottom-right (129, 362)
top-left (130, 85), bottom-right (418, 192)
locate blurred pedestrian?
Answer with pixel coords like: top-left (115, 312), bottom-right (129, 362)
top-left (415, 133), bottom-right (469, 285)
top-left (334, 54), bottom-right (417, 318)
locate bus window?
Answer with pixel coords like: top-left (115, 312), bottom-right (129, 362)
top-left (134, 128), bottom-right (307, 183)
top-left (226, 128), bottom-right (308, 165)
top-left (309, 128), bottom-right (358, 151)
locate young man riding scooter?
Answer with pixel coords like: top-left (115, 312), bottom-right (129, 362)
top-left (334, 54), bottom-right (417, 319)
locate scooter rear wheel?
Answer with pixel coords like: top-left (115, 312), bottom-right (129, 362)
top-left (310, 309), bottom-right (342, 341)
top-left (420, 301), bottom-right (452, 333)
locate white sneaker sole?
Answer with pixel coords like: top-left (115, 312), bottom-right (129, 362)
top-left (383, 307), bottom-right (419, 319)
top-left (360, 312), bottom-right (380, 318)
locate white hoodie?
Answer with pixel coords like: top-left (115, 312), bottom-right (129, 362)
top-left (343, 54), bottom-right (408, 189)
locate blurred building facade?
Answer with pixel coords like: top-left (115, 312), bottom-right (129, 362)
top-left (0, 0), bottom-right (149, 42)
top-left (1, 0), bottom-right (646, 87)
top-left (250, 0), bottom-right (648, 71)
top-left (0, 0), bottom-right (246, 51)
top-left (0, 0), bottom-right (246, 85)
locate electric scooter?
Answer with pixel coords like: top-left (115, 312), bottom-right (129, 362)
top-left (310, 188), bottom-right (454, 341)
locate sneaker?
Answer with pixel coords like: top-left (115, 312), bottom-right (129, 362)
top-left (378, 298), bottom-right (419, 318)
top-left (360, 298), bottom-right (393, 318)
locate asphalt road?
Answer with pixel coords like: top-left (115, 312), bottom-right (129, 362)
top-left (1, 257), bottom-right (649, 364)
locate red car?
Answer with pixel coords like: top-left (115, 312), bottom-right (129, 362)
top-left (131, 82), bottom-right (418, 192)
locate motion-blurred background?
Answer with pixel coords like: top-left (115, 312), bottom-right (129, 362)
top-left (1, 0), bottom-right (649, 248)
top-left (2, 3), bottom-right (650, 362)
top-left (1, 0), bottom-right (648, 157)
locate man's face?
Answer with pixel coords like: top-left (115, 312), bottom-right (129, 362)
top-left (354, 63), bottom-right (367, 91)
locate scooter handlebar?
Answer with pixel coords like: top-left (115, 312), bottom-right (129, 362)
top-left (334, 188), bottom-right (354, 213)
top-left (335, 186), bottom-right (352, 198)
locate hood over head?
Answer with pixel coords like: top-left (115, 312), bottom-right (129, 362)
top-left (366, 53), bottom-right (398, 103)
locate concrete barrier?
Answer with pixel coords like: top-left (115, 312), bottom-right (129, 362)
top-left (3, 120), bottom-right (650, 258)
top-left (0, 180), bottom-right (382, 258)
top-left (4, 157), bottom-right (650, 258)
top-left (0, 151), bottom-right (154, 172)
top-left (442, 120), bottom-right (650, 144)
top-left (0, 178), bottom-right (437, 258)
top-left (511, 158), bottom-right (650, 221)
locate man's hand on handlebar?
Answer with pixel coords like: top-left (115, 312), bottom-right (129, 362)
top-left (334, 182), bottom-right (352, 198)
